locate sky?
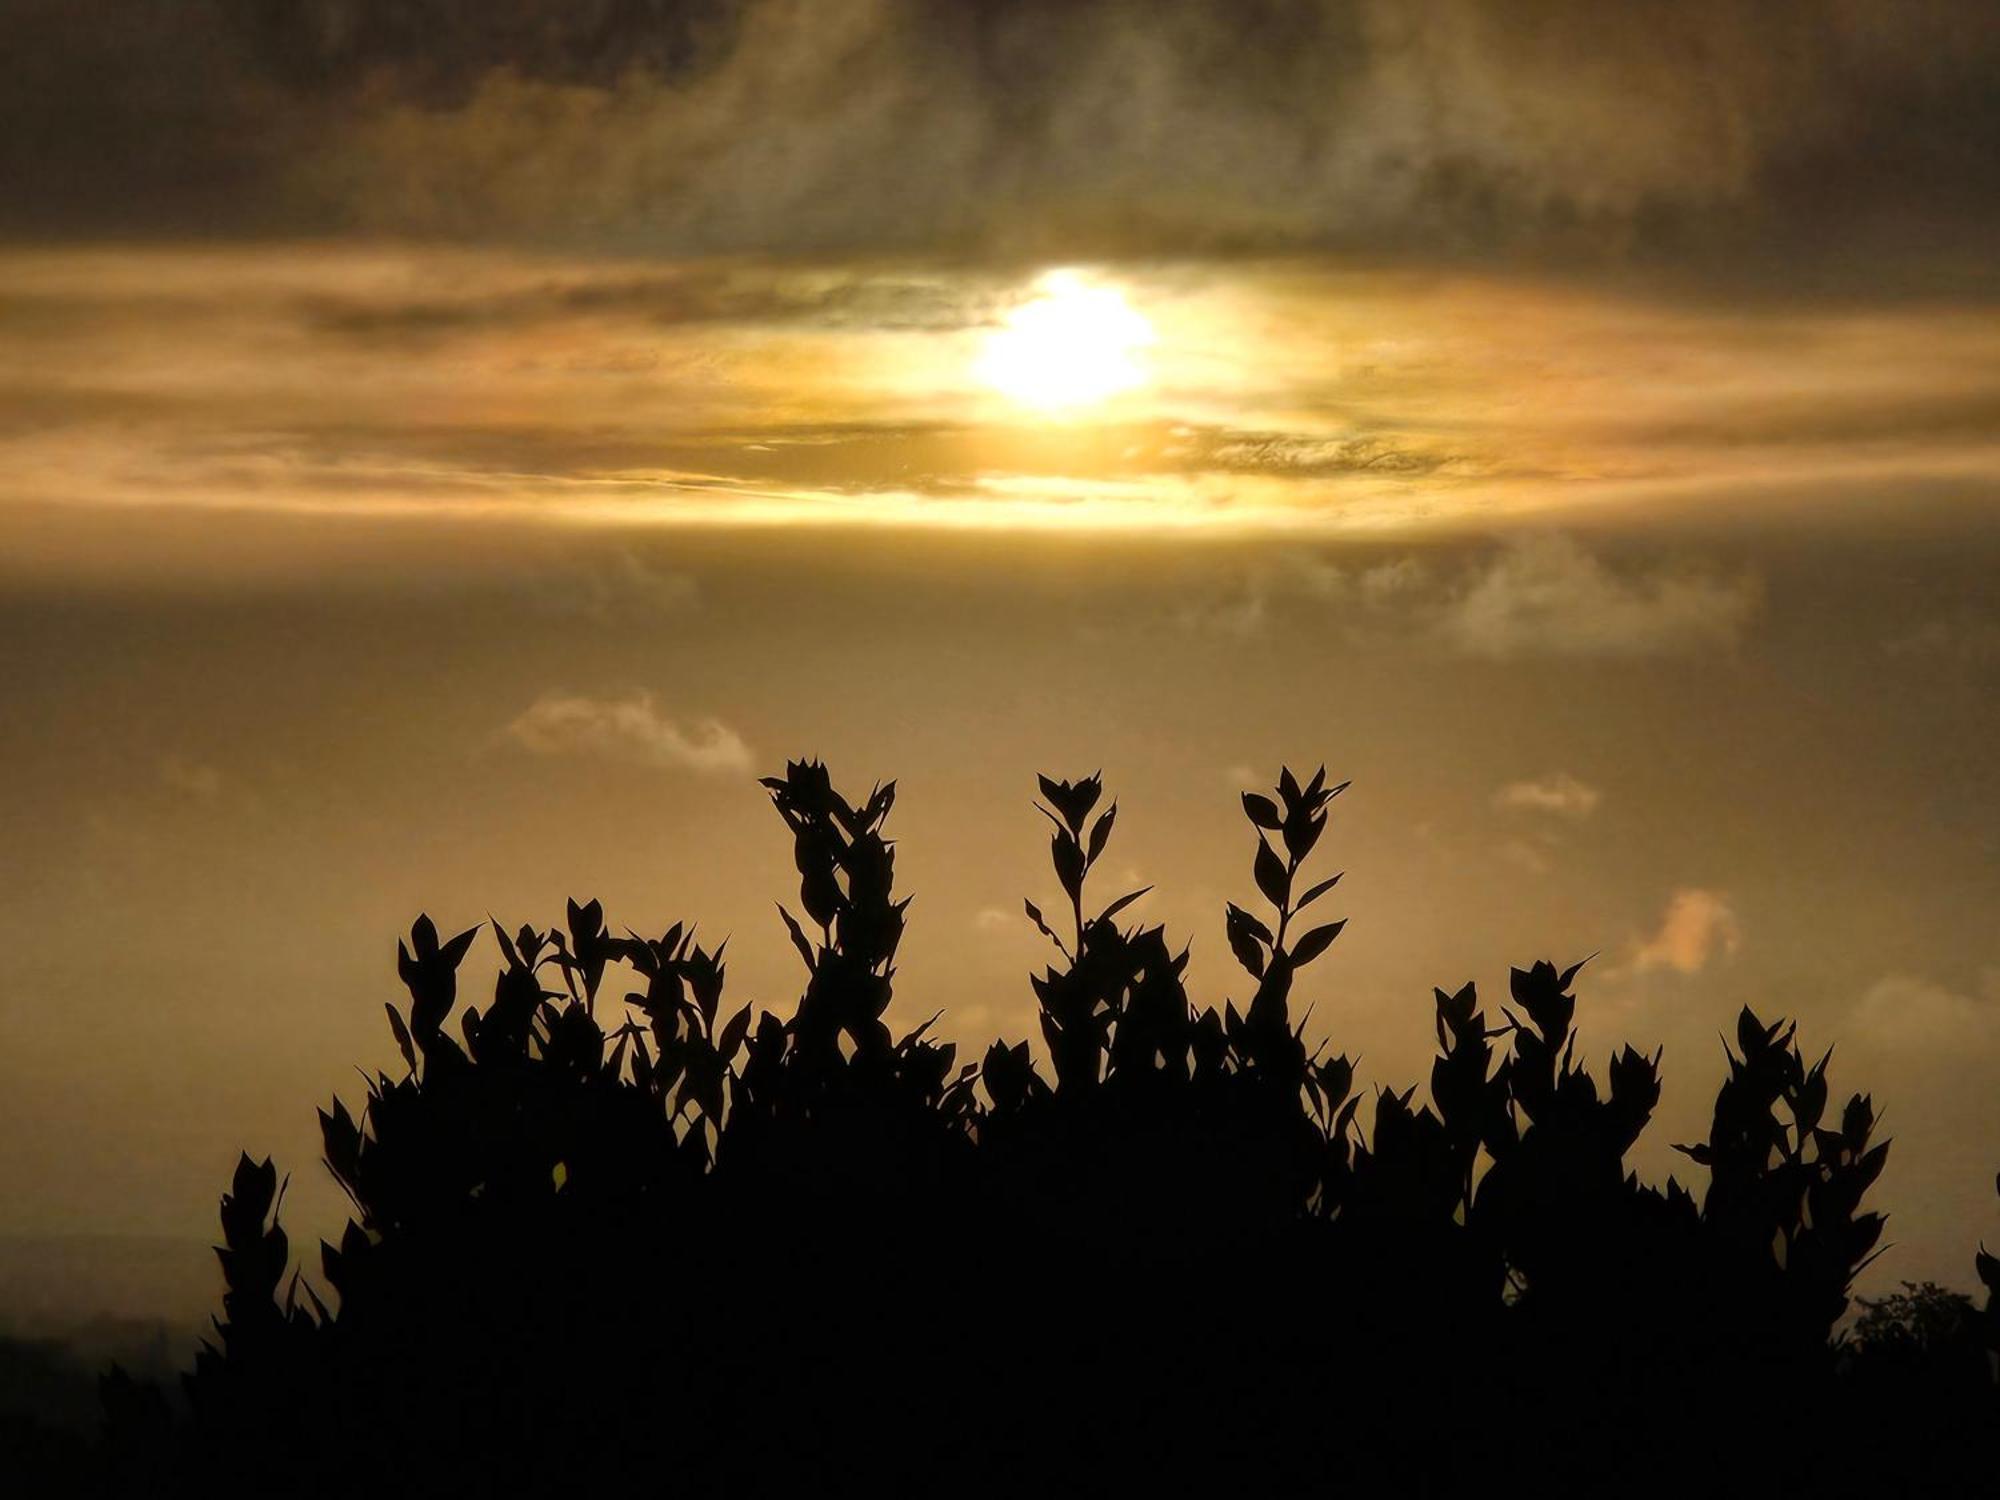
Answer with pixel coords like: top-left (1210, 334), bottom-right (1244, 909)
top-left (1, 0), bottom-right (1997, 1328)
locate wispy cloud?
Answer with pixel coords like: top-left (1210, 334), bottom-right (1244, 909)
top-left (1438, 536), bottom-right (1759, 657)
top-left (526, 550), bottom-right (701, 623)
top-left (1848, 970), bottom-right (2000, 1053)
top-left (1494, 772), bottom-right (1601, 820)
top-left (157, 756), bottom-right (224, 803)
top-left (1497, 838), bottom-right (1553, 875)
top-left (1884, 611), bottom-right (2000, 666)
top-left (1181, 537), bottom-right (1759, 656)
top-left (503, 692), bottom-right (752, 775)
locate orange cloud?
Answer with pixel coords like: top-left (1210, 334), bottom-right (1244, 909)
top-left (1630, 889), bottom-right (1740, 976)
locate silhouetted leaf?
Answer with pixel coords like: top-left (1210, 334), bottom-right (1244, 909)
top-left (1086, 805), bottom-right (1116, 865)
top-left (1976, 1246), bottom-right (2000, 1294)
top-left (1253, 836), bottom-right (1289, 909)
top-left (776, 905), bottom-right (817, 972)
top-left (1098, 886), bottom-right (1151, 924)
top-left (1226, 902), bottom-right (1273, 945)
top-left (1053, 833), bottom-right (1086, 903)
top-left (1295, 873), bottom-right (1342, 911)
top-left (441, 923), bottom-right (480, 969)
top-left (384, 1004), bottom-right (417, 1075)
top-left (1228, 926), bottom-right (1266, 980)
top-left (1241, 792), bottom-right (1281, 829)
top-left (718, 1003), bottom-right (752, 1066)
top-left (1024, 898), bottom-right (1070, 957)
top-left (1290, 919), bottom-right (1346, 968)
top-left (1283, 811), bottom-right (1323, 863)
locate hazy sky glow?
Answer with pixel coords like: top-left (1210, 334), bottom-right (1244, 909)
top-left (5, 245), bottom-right (1996, 549)
top-left (1, 0), bottom-right (1997, 1330)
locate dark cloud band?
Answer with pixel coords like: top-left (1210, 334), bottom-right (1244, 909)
top-left (3, 0), bottom-right (1995, 286)
top-left (226, 0), bottom-right (742, 100)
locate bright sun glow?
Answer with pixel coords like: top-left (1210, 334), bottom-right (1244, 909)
top-left (975, 270), bottom-right (1155, 411)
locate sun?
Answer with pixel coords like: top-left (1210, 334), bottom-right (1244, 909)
top-left (975, 269), bottom-right (1155, 412)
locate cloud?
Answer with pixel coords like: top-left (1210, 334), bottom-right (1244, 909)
top-left (526, 551), bottom-right (701, 623)
top-left (1630, 888), bottom-right (1740, 976)
top-left (1437, 536), bottom-right (1759, 657)
top-left (299, 265), bottom-right (996, 346)
top-left (1201, 433), bottom-right (1462, 483)
top-left (1848, 971), bottom-right (2000, 1054)
top-left (1494, 772), bottom-right (1601, 820)
top-left (1279, 554), bottom-right (1435, 609)
top-left (1182, 538), bottom-right (1757, 655)
top-left (1175, 587), bottom-right (1268, 639)
top-left (1884, 612), bottom-right (2000, 666)
top-left (1497, 838), bottom-right (1552, 875)
top-left (229, 0), bottom-right (741, 103)
top-left (158, 757), bottom-right (224, 803)
top-left (1491, 771), bottom-right (1598, 876)
top-left (7, 1), bottom-right (1998, 287)
top-left (503, 692), bottom-right (751, 775)
top-left (1178, 551), bottom-right (1437, 640)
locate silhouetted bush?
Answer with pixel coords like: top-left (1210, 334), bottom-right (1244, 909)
top-left (94, 766), bottom-right (2000, 1496)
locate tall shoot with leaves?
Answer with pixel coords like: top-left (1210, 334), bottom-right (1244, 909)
top-left (1227, 767), bottom-right (1347, 1077)
top-left (1026, 773), bottom-right (1147, 959)
top-left (1023, 773), bottom-right (1152, 1093)
top-left (763, 759), bottom-right (908, 1068)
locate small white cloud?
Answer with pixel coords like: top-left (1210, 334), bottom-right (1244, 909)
top-left (1176, 580), bottom-right (1267, 638)
top-left (1438, 535), bottom-right (1758, 657)
top-left (1884, 612), bottom-right (2000, 665)
top-left (1282, 554), bottom-right (1349, 602)
top-left (159, 757), bottom-right (223, 802)
top-left (504, 691), bottom-right (751, 775)
top-left (1275, 554), bottom-right (1430, 609)
top-left (1494, 772), bottom-right (1601, 820)
top-left (529, 551), bottom-right (700, 623)
top-left (972, 907), bottom-right (1016, 934)
top-left (1497, 838), bottom-right (1553, 875)
top-left (1630, 888), bottom-right (1740, 975)
top-left (1357, 557), bottom-right (1430, 606)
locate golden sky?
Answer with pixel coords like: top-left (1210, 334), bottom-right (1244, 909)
top-left (2, 0), bottom-right (1998, 1328)
top-left (4, 244), bottom-right (1997, 546)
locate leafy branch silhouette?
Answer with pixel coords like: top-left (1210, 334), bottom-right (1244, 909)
top-left (84, 764), bottom-right (2000, 1498)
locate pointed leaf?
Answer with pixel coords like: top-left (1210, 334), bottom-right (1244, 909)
top-left (1253, 836), bottom-right (1289, 909)
top-left (1241, 793), bottom-right (1282, 829)
top-left (1290, 919), bottom-right (1347, 968)
top-left (718, 1003), bottom-right (753, 1066)
top-left (1295, 873), bottom-right (1343, 910)
top-left (1086, 805), bottom-right (1117, 866)
top-left (384, 1004), bottom-right (417, 1074)
top-left (776, 905), bottom-right (817, 972)
top-left (1098, 886), bottom-right (1152, 924)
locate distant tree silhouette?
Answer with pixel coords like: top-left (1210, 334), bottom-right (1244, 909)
top-left (1850, 1281), bottom-right (1985, 1370)
top-left (79, 765), bottom-right (2000, 1497)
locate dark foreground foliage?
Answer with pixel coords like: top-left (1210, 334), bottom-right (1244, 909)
top-left (49, 767), bottom-right (2000, 1496)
